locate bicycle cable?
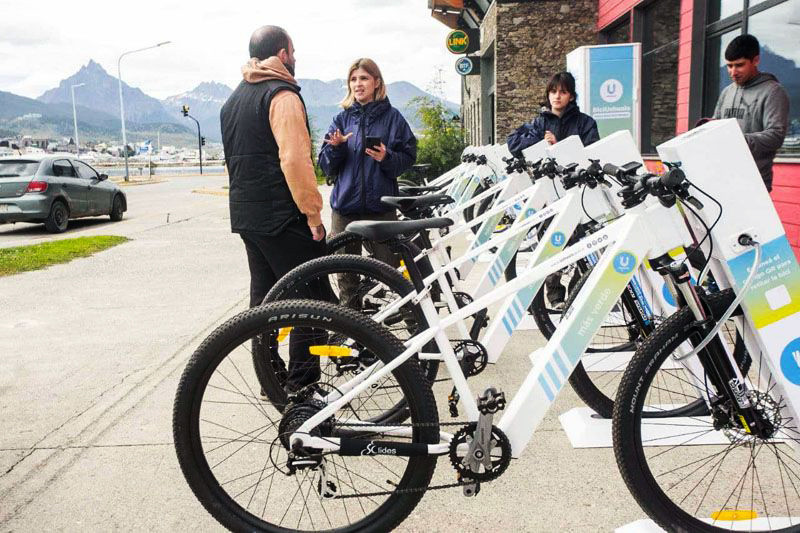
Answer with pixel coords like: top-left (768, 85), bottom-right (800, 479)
top-left (679, 199), bottom-right (716, 285)
top-left (680, 178), bottom-right (724, 284)
top-left (580, 185), bottom-right (599, 225)
top-left (675, 238), bottom-right (761, 361)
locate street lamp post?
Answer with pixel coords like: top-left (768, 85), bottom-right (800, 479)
top-left (70, 83), bottom-right (85, 156)
top-left (181, 105), bottom-right (203, 175)
top-left (117, 40), bottom-right (171, 182)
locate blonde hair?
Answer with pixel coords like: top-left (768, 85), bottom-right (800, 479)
top-left (339, 58), bottom-right (387, 109)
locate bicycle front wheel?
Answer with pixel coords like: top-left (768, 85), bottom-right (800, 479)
top-left (613, 296), bottom-right (795, 532)
top-left (173, 300), bottom-right (439, 532)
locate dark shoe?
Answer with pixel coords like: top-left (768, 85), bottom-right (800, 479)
top-left (284, 382), bottom-right (328, 401)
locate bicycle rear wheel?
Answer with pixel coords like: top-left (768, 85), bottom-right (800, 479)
top-left (173, 300), bottom-right (439, 532)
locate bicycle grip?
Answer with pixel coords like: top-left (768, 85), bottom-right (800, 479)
top-left (603, 163), bottom-right (621, 177)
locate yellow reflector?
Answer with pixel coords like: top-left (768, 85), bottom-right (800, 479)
top-left (495, 224), bottom-right (507, 231)
top-left (309, 345), bottom-right (352, 358)
top-left (399, 260), bottom-right (410, 280)
top-left (711, 510), bottom-right (757, 521)
top-left (277, 327), bottom-right (292, 342)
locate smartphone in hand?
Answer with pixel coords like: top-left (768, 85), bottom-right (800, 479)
top-left (365, 136), bottom-right (382, 150)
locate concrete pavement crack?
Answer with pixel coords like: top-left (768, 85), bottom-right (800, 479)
top-left (0, 294), bottom-right (248, 525)
top-left (1, 367), bottom-right (143, 478)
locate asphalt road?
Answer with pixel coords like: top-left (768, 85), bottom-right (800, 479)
top-left (0, 175), bottom-right (647, 531)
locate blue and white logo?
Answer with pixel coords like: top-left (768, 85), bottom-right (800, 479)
top-left (551, 231), bottom-right (566, 247)
top-left (455, 57), bottom-right (474, 75)
top-left (600, 79), bottom-right (623, 103)
top-left (780, 338), bottom-right (800, 386)
top-left (613, 252), bottom-right (636, 274)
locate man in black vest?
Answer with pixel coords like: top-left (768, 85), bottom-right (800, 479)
top-left (221, 25), bottom-right (326, 394)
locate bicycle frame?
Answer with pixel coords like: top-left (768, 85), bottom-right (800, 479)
top-left (294, 198), bottom-right (690, 455)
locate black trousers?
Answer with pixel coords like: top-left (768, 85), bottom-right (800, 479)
top-left (240, 219), bottom-right (330, 390)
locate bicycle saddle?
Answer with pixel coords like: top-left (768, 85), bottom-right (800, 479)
top-left (345, 217), bottom-right (453, 242)
top-left (380, 194), bottom-right (454, 213)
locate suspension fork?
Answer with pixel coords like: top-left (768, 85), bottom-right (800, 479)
top-left (665, 260), bottom-right (772, 437)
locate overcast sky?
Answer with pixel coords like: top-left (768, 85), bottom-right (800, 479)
top-left (0, 1), bottom-right (462, 103)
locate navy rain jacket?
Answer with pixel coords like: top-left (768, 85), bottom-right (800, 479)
top-left (506, 101), bottom-right (599, 157)
top-left (319, 97), bottom-right (417, 215)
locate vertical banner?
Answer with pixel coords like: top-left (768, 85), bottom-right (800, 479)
top-left (589, 45), bottom-right (636, 139)
top-left (567, 43), bottom-right (641, 148)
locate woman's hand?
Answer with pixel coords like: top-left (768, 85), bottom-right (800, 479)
top-left (365, 143), bottom-right (387, 162)
top-left (544, 131), bottom-right (557, 145)
top-left (325, 129), bottom-right (352, 147)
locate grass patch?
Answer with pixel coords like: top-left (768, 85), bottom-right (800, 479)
top-left (0, 235), bottom-right (129, 277)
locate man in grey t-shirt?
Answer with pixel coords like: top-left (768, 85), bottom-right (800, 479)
top-left (713, 34), bottom-right (789, 191)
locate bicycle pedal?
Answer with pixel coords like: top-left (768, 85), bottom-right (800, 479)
top-left (478, 387), bottom-right (505, 414)
top-left (463, 482), bottom-right (480, 497)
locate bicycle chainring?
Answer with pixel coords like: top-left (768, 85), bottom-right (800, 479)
top-left (449, 422), bottom-right (511, 482)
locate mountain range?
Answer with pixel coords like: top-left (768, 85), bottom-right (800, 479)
top-left (0, 60), bottom-right (458, 147)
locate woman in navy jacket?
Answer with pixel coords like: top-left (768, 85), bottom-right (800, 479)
top-left (507, 71), bottom-right (599, 158)
top-left (318, 58), bottom-right (417, 306)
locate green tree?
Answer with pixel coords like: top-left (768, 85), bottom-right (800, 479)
top-left (308, 116), bottom-right (328, 184)
top-left (409, 96), bottom-right (465, 181)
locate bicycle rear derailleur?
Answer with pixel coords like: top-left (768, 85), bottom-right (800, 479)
top-left (449, 388), bottom-right (511, 497)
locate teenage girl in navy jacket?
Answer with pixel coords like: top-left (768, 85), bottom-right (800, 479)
top-left (507, 71), bottom-right (599, 158)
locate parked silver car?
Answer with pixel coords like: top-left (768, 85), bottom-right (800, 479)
top-left (0, 155), bottom-right (127, 233)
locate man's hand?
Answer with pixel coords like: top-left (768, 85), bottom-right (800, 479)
top-left (544, 131), bottom-right (557, 145)
top-left (324, 129), bottom-right (352, 147)
top-left (366, 143), bottom-right (387, 162)
top-left (310, 223), bottom-right (326, 242)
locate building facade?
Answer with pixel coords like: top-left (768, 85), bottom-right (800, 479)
top-left (430, 0), bottom-right (800, 255)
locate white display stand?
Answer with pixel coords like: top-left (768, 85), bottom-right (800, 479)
top-left (558, 407), bottom-right (731, 449)
top-left (617, 517), bottom-right (798, 532)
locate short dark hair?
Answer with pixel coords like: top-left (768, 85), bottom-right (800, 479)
top-left (544, 71), bottom-right (577, 108)
top-left (725, 34), bottom-right (760, 61)
top-left (248, 25), bottom-right (290, 60)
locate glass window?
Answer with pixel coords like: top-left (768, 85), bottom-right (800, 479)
top-left (52, 160), bottom-right (77, 177)
top-left (605, 16), bottom-right (631, 44)
top-left (73, 160), bottom-right (99, 180)
top-left (0, 160), bottom-right (39, 177)
top-left (641, 0), bottom-right (681, 152)
top-left (748, 0), bottom-right (800, 154)
top-left (703, 29), bottom-right (738, 117)
top-left (707, 0), bottom-right (744, 22)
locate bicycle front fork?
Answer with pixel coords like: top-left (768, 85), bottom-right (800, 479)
top-left (663, 259), bottom-right (775, 439)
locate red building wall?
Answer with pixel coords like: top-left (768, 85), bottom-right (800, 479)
top-left (598, 0), bottom-right (800, 258)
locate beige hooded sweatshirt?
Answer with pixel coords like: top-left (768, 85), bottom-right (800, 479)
top-left (242, 57), bottom-right (323, 227)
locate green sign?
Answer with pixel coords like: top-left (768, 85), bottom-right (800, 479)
top-left (446, 29), bottom-right (470, 54)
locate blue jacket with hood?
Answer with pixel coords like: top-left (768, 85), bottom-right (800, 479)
top-left (318, 97), bottom-right (417, 215)
top-left (506, 101), bottom-right (599, 157)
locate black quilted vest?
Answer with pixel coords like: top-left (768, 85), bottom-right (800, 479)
top-left (221, 78), bottom-right (309, 235)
